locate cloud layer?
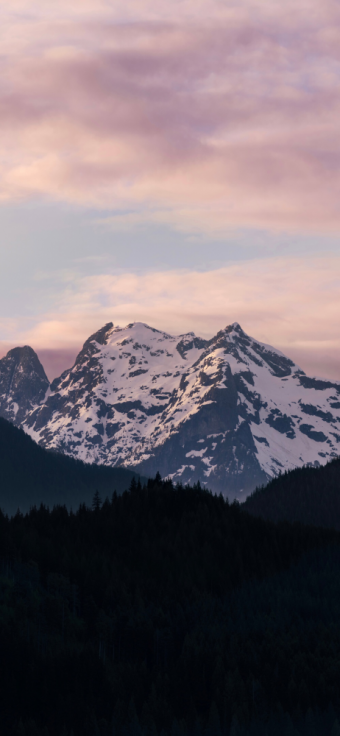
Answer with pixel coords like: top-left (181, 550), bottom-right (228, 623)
top-left (1, 2), bottom-right (340, 381)
top-left (2, 1), bottom-right (340, 233)
top-left (1, 256), bottom-right (339, 380)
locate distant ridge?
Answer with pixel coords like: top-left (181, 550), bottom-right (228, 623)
top-left (244, 456), bottom-right (340, 530)
top-left (0, 417), bottom-right (145, 515)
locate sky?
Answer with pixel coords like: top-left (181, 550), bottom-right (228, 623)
top-left (1, 0), bottom-right (340, 380)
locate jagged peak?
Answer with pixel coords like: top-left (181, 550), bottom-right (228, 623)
top-left (127, 321), bottom-right (165, 333)
top-left (1, 345), bottom-right (49, 383)
top-left (112, 321), bottom-right (174, 340)
top-left (225, 322), bottom-right (244, 334)
top-left (177, 332), bottom-right (197, 343)
top-left (6, 345), bottom-right (40, 359)
top-left (86, 322), bottom-right (114, 346)
top-left (61, 322), bottom-right (115, 377)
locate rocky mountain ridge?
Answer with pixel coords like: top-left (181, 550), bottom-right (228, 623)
top-left (1, 321), bottom-right (340, 499)
top-left (0, 346), bottom-right (49, 426)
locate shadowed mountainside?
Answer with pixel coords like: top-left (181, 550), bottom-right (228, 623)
top-left (244, 456), bottom-right (340, 529)
top-left (0, 417), bottom-right (145, 515)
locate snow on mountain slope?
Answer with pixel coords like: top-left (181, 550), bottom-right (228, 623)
top-left (22, 321), bottom-right (340, 499)
top-left (23, 321), bottom-right (207, 463)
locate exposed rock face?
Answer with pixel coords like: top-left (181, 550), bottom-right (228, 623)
top-left (0, 346), bottom-right (49, 426)
top-left (20, 321), bottom-right (340, 499)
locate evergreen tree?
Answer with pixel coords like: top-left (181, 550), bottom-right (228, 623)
top-left (92, 489), bottom-right (102, 511)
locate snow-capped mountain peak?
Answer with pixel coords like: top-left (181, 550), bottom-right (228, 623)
top-left (2, 320), bottom-right (340, 499)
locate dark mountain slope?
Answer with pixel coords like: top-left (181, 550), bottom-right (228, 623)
top-left (0, 417), bottom-right (145, 514)
top-left (0, 345), bottom-right (49, 425)
top-left (244, 456), bottom-right (340, 529)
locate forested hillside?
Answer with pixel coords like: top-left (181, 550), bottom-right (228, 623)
top-left (244, 457), bottom-right (340, 529)
top-left (2, 475), bottom-right (340, 735)
top-left (0, 417), bottom-right (144, 514)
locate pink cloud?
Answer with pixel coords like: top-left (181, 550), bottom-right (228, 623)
top-left (1, 256), bottom-right (339, 380)
top-left (0, 2), bottom-right (340, 232)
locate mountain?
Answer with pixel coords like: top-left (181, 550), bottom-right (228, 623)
top-left (0, 345), bottom-right (49, 425)
top-left (244, 456), bottom-right (340, 529)
top-left (2, 320), bottom-right (340, 499)
top-left (0, 417), bottom-right (145, 515)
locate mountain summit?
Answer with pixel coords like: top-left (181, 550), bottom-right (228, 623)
top-left (2, 320), bottom-right (335, 499)
top-left (0, 345), bottom-right (49, 425)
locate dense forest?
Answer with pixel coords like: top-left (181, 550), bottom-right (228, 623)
top-left (0, 418), bottom-right (145, 514)
top-left (2, 475), bottom-right (340, 735)
top-left (244, 457), bottom-right (340, 529)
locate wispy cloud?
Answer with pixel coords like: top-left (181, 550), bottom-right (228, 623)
top-left (1, 1), bottom-right (340, 233)
top-left (1, 256), bottom-right (339, 379)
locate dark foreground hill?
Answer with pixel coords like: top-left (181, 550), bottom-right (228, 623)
top-left (244, 456), bottom-right (340, 529)
top-left (2, 476), bottom-right (340, 736)
top-left (0, 417), bottom-right (145, 514)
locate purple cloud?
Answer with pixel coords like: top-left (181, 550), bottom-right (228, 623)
top-left (0, 1), bottom-right (340, 231)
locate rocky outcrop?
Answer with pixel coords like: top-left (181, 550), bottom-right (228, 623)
top-left (0, 346), bottom-right (49, 425)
